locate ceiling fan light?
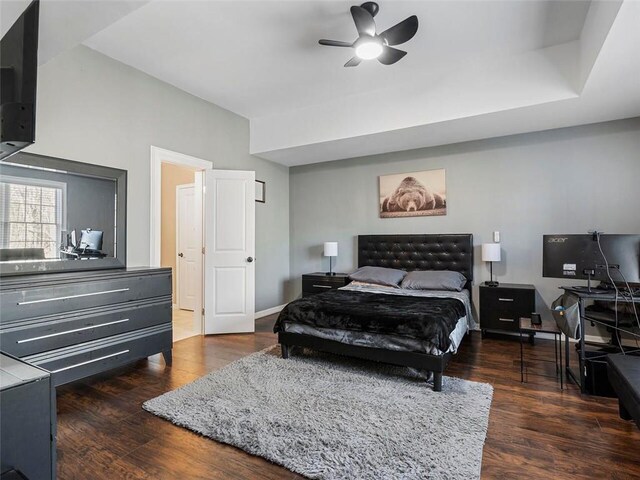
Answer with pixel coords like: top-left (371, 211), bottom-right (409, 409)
top-left (355, 40), bottom-right (383, 60)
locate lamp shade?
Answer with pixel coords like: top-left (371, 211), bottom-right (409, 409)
top-left (481, 243), bottom-right (501, 262)
top-left (323, 242), bottom-right (338, 257)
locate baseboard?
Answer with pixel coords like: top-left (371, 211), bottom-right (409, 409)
top-left (255, 304), bottom-right (286, 320)
top-left (583, 333), bottom-right (608, 344)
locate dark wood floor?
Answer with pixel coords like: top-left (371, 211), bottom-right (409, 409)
top-left (56, 315), bottom-right (640, 479)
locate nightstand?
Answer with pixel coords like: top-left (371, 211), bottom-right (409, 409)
top-left (302, 272), bottom-right (351, 297)
top-left (480, 283), bottom-right (535, 336)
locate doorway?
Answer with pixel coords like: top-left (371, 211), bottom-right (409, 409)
top-left (161, 164), bottom-right (197, 341)
top-left (151, 147), bottom-right (212, 342)
top-left (150, 147), bottom-right (256, 338)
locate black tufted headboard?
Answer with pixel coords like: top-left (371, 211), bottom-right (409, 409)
top-left (358, 234), bottom-right (474, 290)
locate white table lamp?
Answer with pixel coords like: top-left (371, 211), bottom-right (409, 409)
top-left (324, 242), bottom-right (338, 276)
top-left (482, 243), bottom-right (501, 287)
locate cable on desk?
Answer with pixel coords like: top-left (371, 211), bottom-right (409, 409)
top-left (611, 269), bottom-right (640, 349)
top-left (595, 232), bottom-right (623, 354)
top-left (594, 231), bottom-right (640, 351)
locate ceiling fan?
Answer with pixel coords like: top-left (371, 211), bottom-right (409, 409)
top-left (319, 2), bottom-right (418, 67)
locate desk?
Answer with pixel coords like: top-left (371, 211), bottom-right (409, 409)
top-left (561, 287), bottom-right (640, 394)
top-left (519, 314), bottom-right (563, 389)
top-left (60, 248), bottom-right (108, 260)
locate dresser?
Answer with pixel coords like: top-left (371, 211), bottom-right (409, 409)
top-left (479, 283), bottom-right (535, 336)
top-left (302, 272), bottom-right (351, 297)
top-left (1, 353), bottom-right (56, 480)
top-left (0, 267), bottom-right (172, 387)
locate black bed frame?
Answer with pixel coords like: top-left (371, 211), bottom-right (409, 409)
top-left (278, 234), bottom-right (474, 391)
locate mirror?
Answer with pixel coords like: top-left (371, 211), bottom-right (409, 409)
top-left (0, 152), bottom-right (126, 275)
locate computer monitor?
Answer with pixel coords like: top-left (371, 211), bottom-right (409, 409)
top-left (79, 229), bottom-right (103, 252)
top-left (543, 234), bottom-right (640, 285)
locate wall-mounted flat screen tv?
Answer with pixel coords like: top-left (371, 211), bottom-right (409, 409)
top-left (1, 0), bottom-right (39, 161)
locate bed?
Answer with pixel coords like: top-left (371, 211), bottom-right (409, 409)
top-left (274, 234), bottom-right (474, 391)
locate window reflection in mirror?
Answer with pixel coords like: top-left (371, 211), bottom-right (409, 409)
top-left (0, 161), bottom-right (117, 264)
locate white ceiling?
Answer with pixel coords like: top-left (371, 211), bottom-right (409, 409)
top-left (84, 1), bottom-right (590, 119)
top-left (5, 0), bottom-right (639, 166)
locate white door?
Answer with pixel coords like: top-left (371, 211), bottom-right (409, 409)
top-left (204, 170), bottom-right (255, 334)
top-left (176, 184), bottom-right (198, 311)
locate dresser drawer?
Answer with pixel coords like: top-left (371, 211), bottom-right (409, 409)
top-left (302, 274), bottom-right (350, 297)
top-left (481, 309), bottom-right (521, 332)
top-left (1, 299), bottom-right (171, 358)
top-left (23, 324), bottom-right (172, 386)
top-left (481, 290), bottom-right (530, 313)
top-left (302, 279), bottom-right (339, 295)
top-left (0, 273), bottom-right (171, 322)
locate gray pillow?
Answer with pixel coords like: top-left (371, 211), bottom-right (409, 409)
top-left (400, 270), bottom-right (467, 292)
top-left (349, 266), bottom-right (407, 288)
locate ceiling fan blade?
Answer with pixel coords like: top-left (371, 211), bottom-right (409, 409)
top-left (344, 56), bottom-right (362, 67)
top-left (319, 39), bottom-right (353, 47)
top-left (378, 46), bottom-right (407, 65)
top-left (350, 5), bottom-right (376, 37)
top-left (379, 15), bottom-right (419, 46)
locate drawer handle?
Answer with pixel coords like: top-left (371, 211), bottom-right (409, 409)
top-left (498, 317), bottom-right (515, 322)
top-left (498, 298), bottom-right (514, 302)
top-left (312, 284), bottom-right (333, 289)
top-left (50, 350), bottom-right (130, 373)
top-left (17, 288), bottom-right (130, 306)
top-left (17, 319), bottom-right (130, 344)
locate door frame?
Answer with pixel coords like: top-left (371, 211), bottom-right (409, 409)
top-left (176, 183), bottom-right (196, 311)
top-left (150, 146), bottom-right (213, 334)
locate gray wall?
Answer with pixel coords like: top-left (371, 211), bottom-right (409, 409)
top-left (26, 45), bottom-right (290, 311)
top-left (290, 118), bottom-right (640, 326)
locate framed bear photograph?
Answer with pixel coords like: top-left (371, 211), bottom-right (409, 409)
top-left (379, 168), bottom-right (446, 218)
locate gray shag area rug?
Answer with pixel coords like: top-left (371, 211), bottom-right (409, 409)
top-left (143, 347), bottom-right (493, 480)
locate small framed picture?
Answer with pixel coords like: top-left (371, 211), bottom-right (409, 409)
top-left (255, 180), bottom-right (265, 203)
